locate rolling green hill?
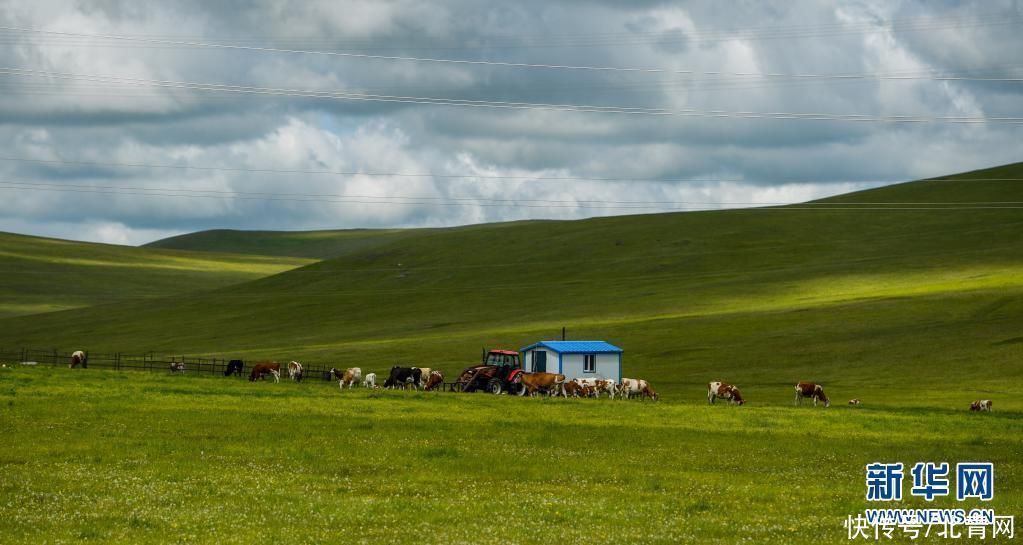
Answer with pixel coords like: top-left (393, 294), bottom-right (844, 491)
top-left (2, 162), bottom-right (1022, 406)
top-left (144, 227), bottom-right (414, 258)
top-left (0, 232), bottom-right (313, 318)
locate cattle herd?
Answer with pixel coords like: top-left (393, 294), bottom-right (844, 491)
top-left (64, 350), bottom-right (995, 411)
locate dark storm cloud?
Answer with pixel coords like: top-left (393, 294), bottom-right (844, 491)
top-left (0, 0), bottom-right (1020, 244)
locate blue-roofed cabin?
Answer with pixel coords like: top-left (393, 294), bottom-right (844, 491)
top-left (519, 340), bottom-right (623, 382)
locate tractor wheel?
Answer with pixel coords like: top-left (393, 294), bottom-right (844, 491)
top-left (487, 378), bottom-right (503, 395)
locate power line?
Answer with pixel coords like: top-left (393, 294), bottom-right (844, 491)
top-left (3, 180), bottom-right (1023, 210)
top-left (3, 26), bottom-right (1023, 82)
top-left (4, 68), bottom-right (1021, 123)
top-left (3, 13), bottom-right (1020, 51)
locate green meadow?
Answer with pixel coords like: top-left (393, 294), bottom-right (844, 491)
top-left (1, 163), bottom-right (1022, 543)
top-left (1, 370), bottom-right (1020, 545)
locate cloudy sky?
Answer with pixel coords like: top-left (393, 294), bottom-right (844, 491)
top-left (0, 0), bottom-right (1021, 245)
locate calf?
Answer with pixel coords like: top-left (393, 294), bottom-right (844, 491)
top-left (224, 359), bottom-right (244, 377)
top-left (364, 372), bottom-right (377, 389)
top-left (849, 399), bottom-right (861, 406)
top-left (707, 381), bottom-right (745, 405)
top-left (288, 361), bottom-right (304, 382)
top-left (794, 382), bottom-right (830, 407)
top-left (970, 399), bottom-right (993, 412)
top-left (341, 367), bottom-right (362, 389)
top-left (169, 362), bottom-right (186, 373)
top-left (574, 377), bottom-right (617, 399)
top-left (70, 350), bottom-right (88, 369)
top-left (518, 372), bottom-right (567, 397)
top-left (249, 362), bottom-right (281, 383)
top-left (424, 370), bottom-right (444, 391)
top-left (384, 366), bottom-right (422, 390)
top-left (564, 380), bottom-right (587, 398)
top-left (619, 378), bottom-right (658, 401)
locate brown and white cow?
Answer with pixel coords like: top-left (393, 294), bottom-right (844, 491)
top-left (794, 382), bottom-right (830, 407)
top-left (517, 372), bottom-right (567, 397)
top-left (574, 377), bottom-right (617, 399)
top-left (564, 380), bottom-right (588, 398)
top-left (423, 370), bottom-right (444, 391)
top-left (970, 400), bottom-right (993, 412)
top-left (70, 350), bottom-right (87, 369)
top-left (707, 381), bottom-right (745, 405)
top-left (287, 361), bottom-right (304, 382)
top-left (619, 378), bottom-right (658, 401)
top-left (249, 362), bottom-right (281, 383)
top-left (849, 399), bottom-right (861, 406)
top-left (341, 367), bottom-right (362, 389)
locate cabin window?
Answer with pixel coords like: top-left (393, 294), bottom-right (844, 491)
top-left (583, 354), bottom-right (596, 373)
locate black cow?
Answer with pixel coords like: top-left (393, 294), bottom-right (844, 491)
top-left (224, 360), bottom-right (244, 377)
top-left (384, 366), bottom-right (422, 390)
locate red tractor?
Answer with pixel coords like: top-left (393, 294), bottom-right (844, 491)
top-left (452, 349), bottom-right (525, 394)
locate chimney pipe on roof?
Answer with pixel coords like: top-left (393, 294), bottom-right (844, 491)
top-left (562, 327), bottom-right (566, 341)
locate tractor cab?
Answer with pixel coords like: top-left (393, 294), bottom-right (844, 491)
top-left (484, 349), bottom-right (521, 368)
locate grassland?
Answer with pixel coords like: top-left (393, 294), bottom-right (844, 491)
top-left (0, 163), bottom-right (1021, 543)
top-left (0, 232), bottom-right (312, 318)
top-left (0, 369), bottom-right (1019, 545)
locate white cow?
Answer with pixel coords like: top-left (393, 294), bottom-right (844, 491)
top-left (288, 361), bottom-right (304, 381)
top-left (417, 367), bottom-right (432, 388)
top-left (364, 372), bottom-right (377, 389)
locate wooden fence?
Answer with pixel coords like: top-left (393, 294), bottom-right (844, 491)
top-left (0, 347), bottom-right (340, 381)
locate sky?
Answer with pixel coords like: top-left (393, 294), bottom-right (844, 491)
top-left (0, 0), bottom-right (1021, 245)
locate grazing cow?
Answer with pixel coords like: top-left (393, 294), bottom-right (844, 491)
top-left (341, 367), bottom-right (362, 389)
top-left (69, 350), bottom-right (88, 369)
top-left (249, 362), bottom-right (281, 383)
top-left (564, 380), bottom-right (588, 398)
top-left (794, 382), bottom-right (830, 407)
top-left (619, 378), bottom-right (658, 401)
top-left (573, 377), bottom-right (617, 399)
top-left (169, 362), bottom-right (186, 373)
top-left (518, 372), bottom-right (567, 397)
top-left (384, 366), bottom-right (422, 390)
top-left (707, 381), bottom-right (745, 405)
top-left (364, 372), bottom-right (377, 389)
top-left (970, 400), bottom-right (993, 412)
top-left (849, 399), bottom-right (861, 406)
top-left (224, 360), bottom-right (244, 377)
top-left (424, 370), bottom-right (444, 391)
top-left (287, 361), bottom-right (304, 382)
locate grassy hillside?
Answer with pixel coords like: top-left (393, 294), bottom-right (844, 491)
top-left (144, 227), bottom-right (414, 258)
top-left (2, 163), bottom-right (1022, 406)
top-left (0, 232), bottom-right (313, 318)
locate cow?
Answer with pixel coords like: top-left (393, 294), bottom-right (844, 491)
top-left (707, 381), bottom-right (745, 405)
top-left (384, 366), bottom-right (422, 390)
top-left (249, 362), bottom-right (281, 383)
top-left (417, 367), bottom-right (432, 388)
top-left (224, 360), bottom-right (244, 377)
top-left (341, 367), bottom-right (362, 389)
top-left (517, 372), bottom-right (567, 397)
top-left (970, 400), bottom-right (993, 412)
top-left (564, 380), bottom-right (588, 398)
top-left (423, 370), bottom-right (444, 391)
top-left (619, 378), bottom-right (658, 401)
top-left (70, 350), bottom-right (88, 369)
top-left (849, 399), bottom-right (861, 406)
top-left (573, 377), bottom-right (617, 399)
top-left (794, 382), bottom-right (830, 407)
top-left (364, 372), bottom-right (377, 389)
top-left (287, 361), bottom-right (304, 382)
top-left (169, 362), bottom-right (186, 373)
